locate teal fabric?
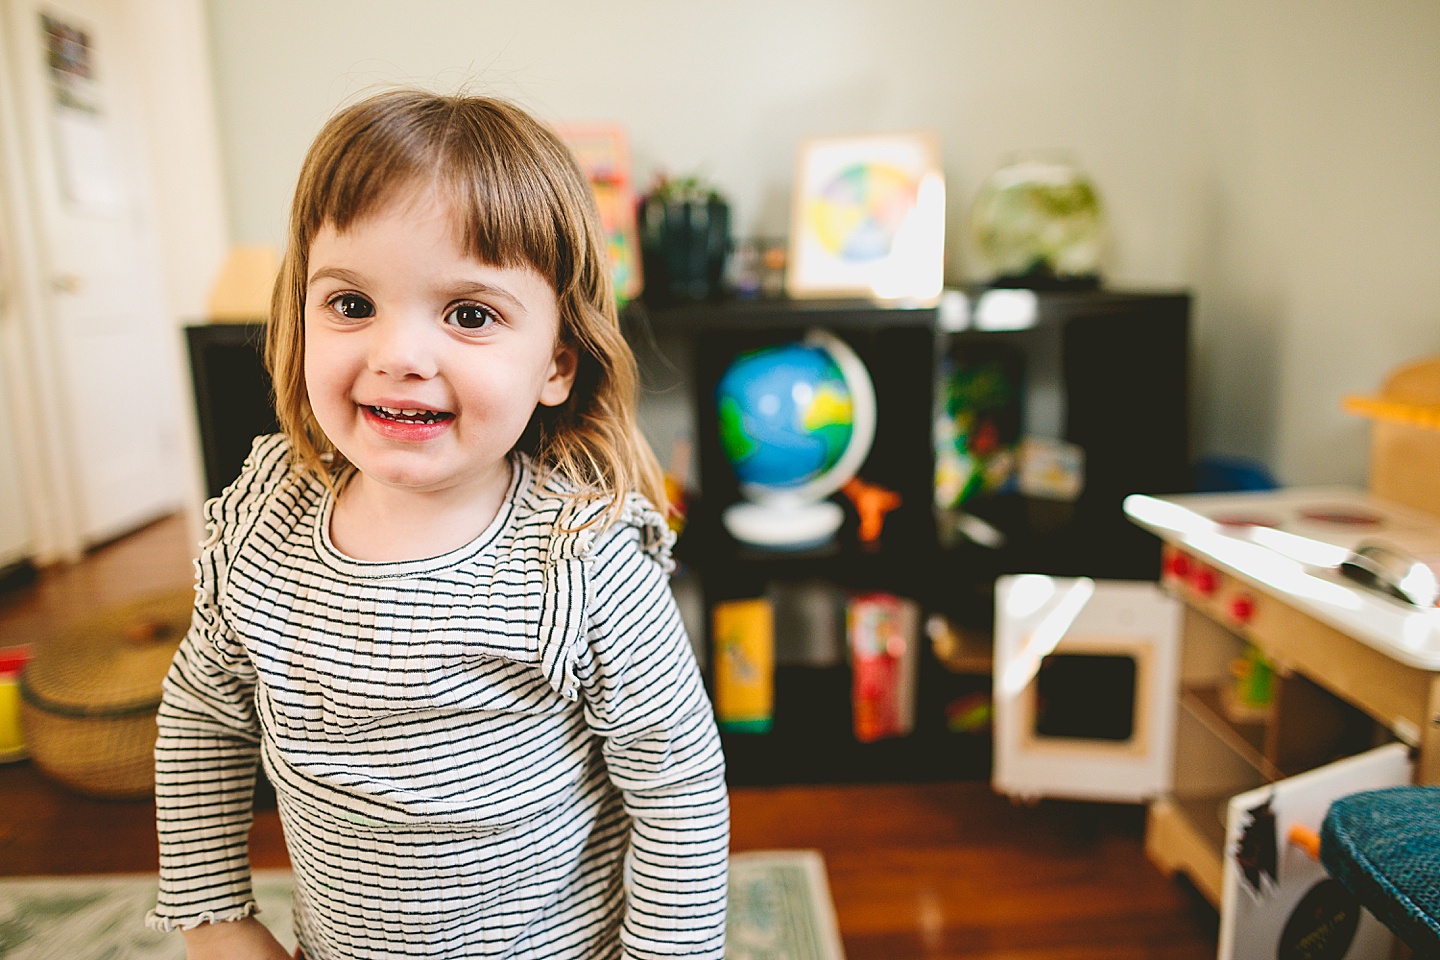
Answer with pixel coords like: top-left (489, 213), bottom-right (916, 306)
top-left (1320, 785), bottom-right (1440, 957)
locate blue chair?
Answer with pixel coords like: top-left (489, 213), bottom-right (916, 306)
top-left (1320, 785), bottom-right (1440, 956)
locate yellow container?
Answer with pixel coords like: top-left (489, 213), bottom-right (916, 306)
top-left (0, 647), bottom-right (32, 761)
top-left (712, 598), bottom-right (774, 733)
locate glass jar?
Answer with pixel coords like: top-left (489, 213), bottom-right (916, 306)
top-left (970, 154), bottom-right (1104, 287)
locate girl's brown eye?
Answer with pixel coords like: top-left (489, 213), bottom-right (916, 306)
top-left (446, 304), bottom-right (497, 330)
top-left (332, 294), bottom-right (374, 319)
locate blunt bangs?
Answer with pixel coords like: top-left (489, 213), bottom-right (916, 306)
top-left (292, 91), bottom-right (585, 297)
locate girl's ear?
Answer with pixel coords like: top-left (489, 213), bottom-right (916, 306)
top-left (539, 339), bottom-right (579, 408)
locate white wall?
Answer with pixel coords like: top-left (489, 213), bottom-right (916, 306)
top-left (125, 0), bottom-right (229, 327)
top-left (1179, 0), bottom-right (1440, 485)
top-left (203, 0), bottom-right (1440, 488)
top-left (124, 0), bottom-right (230, 548)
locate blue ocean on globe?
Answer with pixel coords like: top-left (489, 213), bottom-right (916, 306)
top-left (715, 342), bottom-right (856, 490)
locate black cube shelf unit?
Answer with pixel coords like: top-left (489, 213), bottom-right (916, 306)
top-left (630, 289), bottom-right (1190, 785)
top-left (185, 287), bottom-right (1191, 787)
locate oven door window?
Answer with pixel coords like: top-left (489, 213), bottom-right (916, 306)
top-left (1033, 652), bottom-right (1138, 742)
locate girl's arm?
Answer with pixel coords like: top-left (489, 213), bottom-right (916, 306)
top-left (148, 498), bottom-right (266, 934)
top-left (149, 612), bottom-right (265, 930)
top-left (580, 523), bottom-right (730, 959)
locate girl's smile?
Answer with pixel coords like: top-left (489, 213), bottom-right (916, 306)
top-left (359, 401), bottom-right (455, 441)
top-left (302, 188), bottom-right (577, 556)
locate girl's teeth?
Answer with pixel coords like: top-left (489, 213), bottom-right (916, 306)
top-left (370, 405), bottom-right (447, 423)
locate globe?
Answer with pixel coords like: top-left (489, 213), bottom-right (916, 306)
top-left (714, 329), bottom-right (876, 549)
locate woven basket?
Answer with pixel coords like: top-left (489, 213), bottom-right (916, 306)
top-left (20, 588), bottom-right (193, 798)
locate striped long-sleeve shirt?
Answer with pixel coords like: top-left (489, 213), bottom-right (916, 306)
top-left (147, 435), bottom-right (728, 959)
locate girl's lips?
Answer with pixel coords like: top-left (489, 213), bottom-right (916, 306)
top-left (360, 404), bottom-right (454, 442)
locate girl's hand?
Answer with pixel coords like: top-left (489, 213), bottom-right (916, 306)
top-left (182, 916), bottom-right (293, 960)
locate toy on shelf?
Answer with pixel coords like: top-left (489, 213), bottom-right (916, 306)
top-left (944, 692), bottom-right (993, 735)
top-left (662, 438), bottom-right (693, 538)
top-left (715, 329), bottom-right (876, 550)
top-left (1226, 644), bottom-right (1276, 723)
top-left (711, 598), bottom-right (775, 733)
top-left (840, 476), bottom-right (901, 546)
top-left (553, 124), bottom-right (643, 304)
top-left (1017, 436), bottom-right (1084, 501)
top-left (847, 593), bottom-right (919, 743)
top-left (933, 344), bottom-right (1021, 546)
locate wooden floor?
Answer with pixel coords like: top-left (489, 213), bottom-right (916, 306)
top-left (0, 515), bottom-right (1219, 959)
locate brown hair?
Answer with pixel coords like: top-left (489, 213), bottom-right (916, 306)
top-left (266, 89), bottom-right (664, 521)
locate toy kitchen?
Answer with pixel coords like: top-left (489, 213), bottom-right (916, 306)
top-left (991, 354), bottom-right (1440, 959)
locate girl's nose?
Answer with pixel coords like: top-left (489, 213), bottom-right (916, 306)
top-left (368, 314), bottom-right (438, 379)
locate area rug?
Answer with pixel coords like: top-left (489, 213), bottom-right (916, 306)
top-left (0, 851), bottom-right (844, 959)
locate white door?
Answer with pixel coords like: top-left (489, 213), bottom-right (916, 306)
top-left (1219, 742), bottom-right (1412, 960)
top-left (1, 0), bottom-right (181, 545)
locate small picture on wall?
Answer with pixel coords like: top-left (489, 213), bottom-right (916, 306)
top-left (786, 132), bottom-right (945, 301)
top-left (42, 13), bottom-right (99, 112)
top-left (40, 11), bottom-right (124, 213)
top-left (554, 123), bottom-right (644, 303)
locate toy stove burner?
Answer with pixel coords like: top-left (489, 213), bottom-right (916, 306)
top-left (1298, 507), bottom-right (1384, 526)
top-left (1213, 514), bottom-right (1283, 529)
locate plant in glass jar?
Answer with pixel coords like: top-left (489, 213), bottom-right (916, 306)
top-left (970, 155), bottom-right (1104, 289)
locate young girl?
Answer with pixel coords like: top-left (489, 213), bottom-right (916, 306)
top-left (147, 90), bottom-right (728, 959)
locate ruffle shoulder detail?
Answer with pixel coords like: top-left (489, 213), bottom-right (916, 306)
top-left (522, 471), bottom-right (675, 703)
top-left (198, 433), bottom-right (299, 553)
top-left (193, 434), bottom-right (304, 664)
top-left (545, 491), bottom-right (676, 573)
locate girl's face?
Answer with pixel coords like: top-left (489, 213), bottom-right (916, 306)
top-left (303, 189), bottom-right (577, 503)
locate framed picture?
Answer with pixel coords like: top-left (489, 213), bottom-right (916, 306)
top-left (554, 123), bottom-right (643, 303)
top-left (786, 132), bottom-right (945, 301)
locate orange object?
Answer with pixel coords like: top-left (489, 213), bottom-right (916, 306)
top-left (662, 474), bottom-right (689, 534)
top-left (842, 477), bottom-right (902, 545)
top-left (1288, 823), bottom-right (1321, 861)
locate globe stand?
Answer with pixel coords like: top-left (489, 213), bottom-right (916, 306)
top-left (722, 498), bottom-right (844, 551)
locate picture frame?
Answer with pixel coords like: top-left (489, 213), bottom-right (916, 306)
top-left (554, 123), bottom-right (643, 303)
top-left (786, 132), bottom-right (945, 302)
